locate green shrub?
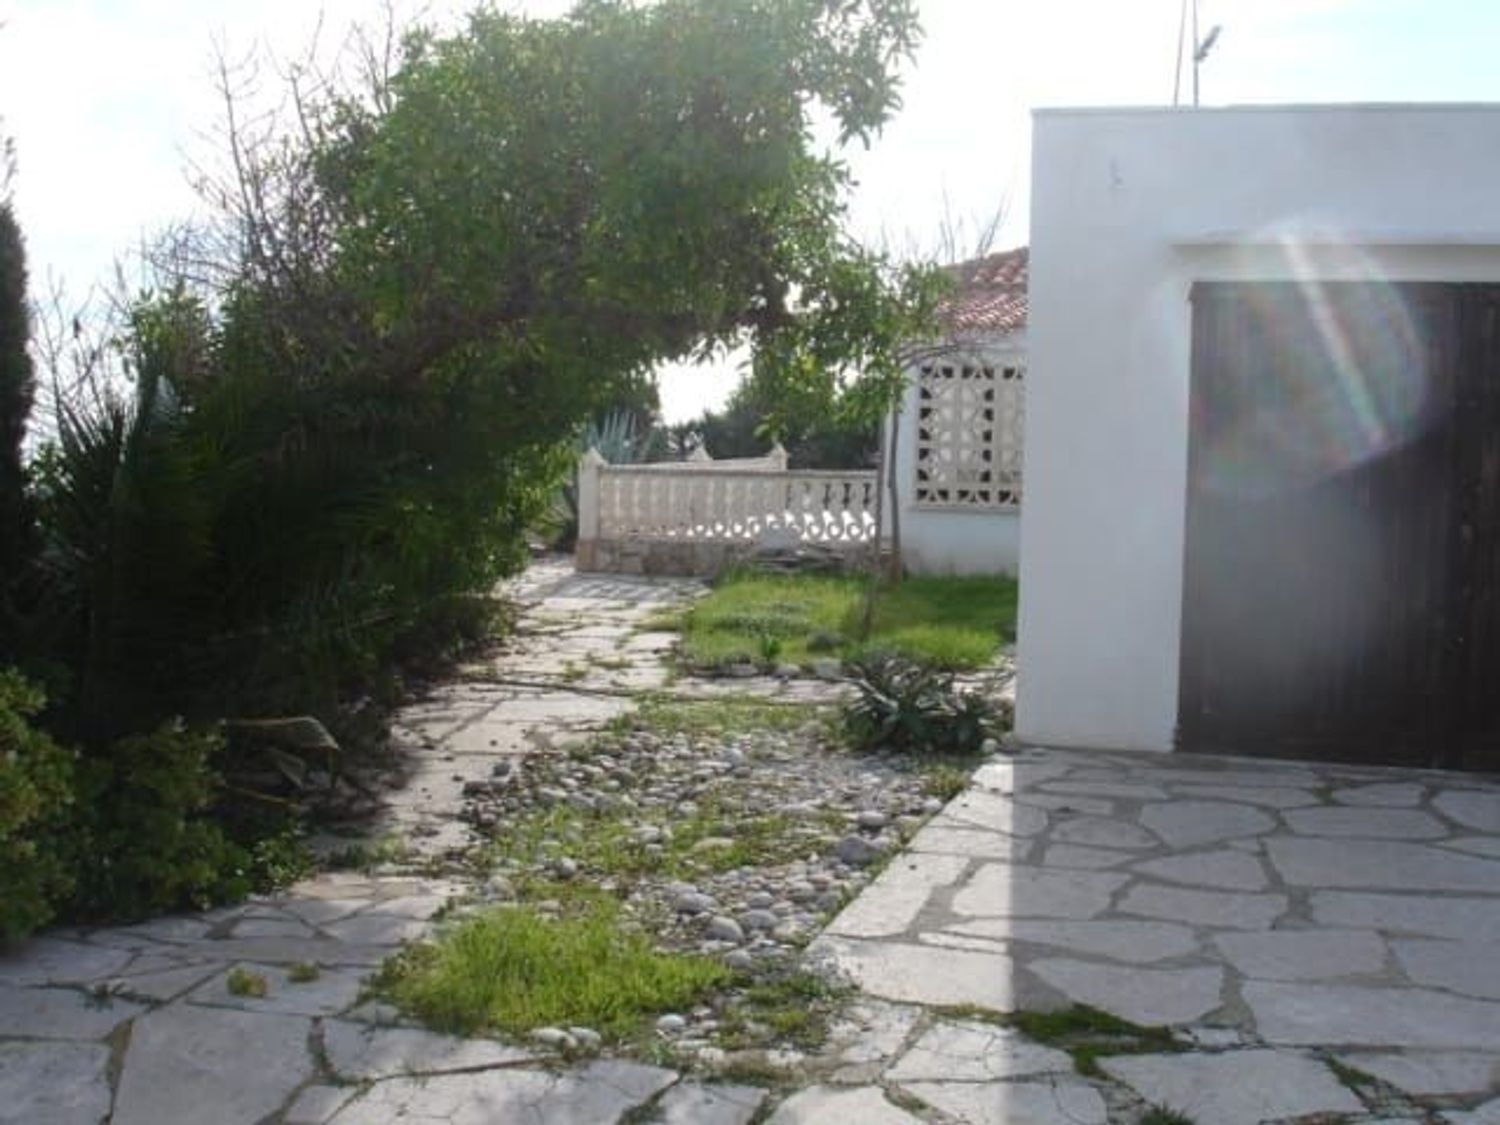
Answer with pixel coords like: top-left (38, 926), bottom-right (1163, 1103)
top-left (0, 669), bottom-right (75, 941)
top-left (65, 720), bottom-right (253, 922)
top-left (843, 652), bottom-right (1006, 756)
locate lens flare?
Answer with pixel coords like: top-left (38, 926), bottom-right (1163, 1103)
top-left (1197, 236), bottom-right (1436, 500)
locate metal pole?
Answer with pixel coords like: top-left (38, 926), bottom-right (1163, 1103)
top-left (1173, 0), bottom-right (1188, 106)
top-left (1192, 0), bottom-right (1200, 106)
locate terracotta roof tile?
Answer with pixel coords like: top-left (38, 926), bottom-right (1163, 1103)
top-left (941, 246), bottom-right (1028, 335)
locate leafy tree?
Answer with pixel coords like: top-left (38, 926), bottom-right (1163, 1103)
top-left (31, 0), bottom-right (937, 741)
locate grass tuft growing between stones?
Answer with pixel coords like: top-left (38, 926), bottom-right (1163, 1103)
top-left (1140, 1107), bottom-right (1196, 1125)
top-left (372, 899), bottom-right (730, 1039)
top-left (226, 966), bottom-right (269, 998)
top-left (616, 693), bottom-right (825, 739)
top-left (716, 970), bottom-right (848, 1050)
top-left (935, 1004), bottom-right (1180, 1079)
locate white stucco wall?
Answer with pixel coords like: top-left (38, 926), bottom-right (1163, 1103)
top-left (894, 332), bottom-right (1024, 576)
top-left (1017, 104), bottom-right (1500, 752)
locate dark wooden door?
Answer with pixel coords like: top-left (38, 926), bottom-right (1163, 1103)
top-left (1180, 281), bottom-right (1500, 769)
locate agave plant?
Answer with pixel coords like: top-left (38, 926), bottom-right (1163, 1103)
top-left (549, 409), bottom-right (647, 549)
top-left (842, 651), bottom-right (1005, 756)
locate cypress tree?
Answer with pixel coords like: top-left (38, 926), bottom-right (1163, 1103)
top-left (0, 198), bottom-right (35, 648)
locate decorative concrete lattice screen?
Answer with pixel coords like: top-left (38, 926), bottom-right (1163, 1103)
top-left (914, 359), bottom-right (1025, 508)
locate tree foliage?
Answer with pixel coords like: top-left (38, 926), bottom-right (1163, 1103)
top-left (23, 0), bottom-right (938, 800)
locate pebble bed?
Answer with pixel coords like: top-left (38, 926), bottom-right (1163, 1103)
top-left (449, 717), bottom-right (961, 1057)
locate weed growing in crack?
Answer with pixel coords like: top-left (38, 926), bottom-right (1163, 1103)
top-left (932, 1003), bottom-right (1181, 1078)
top-left (226, 967), bottom-right (269, 998)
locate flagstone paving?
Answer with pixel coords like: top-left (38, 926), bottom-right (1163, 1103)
top-left (807, 745), bottom-right (1500, 1122)
top-left (1, 557), bottom-right (1498, 1122)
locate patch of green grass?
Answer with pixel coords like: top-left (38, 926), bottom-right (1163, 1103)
top-left (226, 967), bottom-right (269, 998)
top-left (1008, 1005), bottom-right (1179, 1077)
top-left (287, 962), bottom-right (321, 983)
top-left (674, 571), bottom-right (1015, 671)
top-left (372, 900), bottom-right (729, 1039)
top-left (1141, 1107), bottom-right (1196, 1125)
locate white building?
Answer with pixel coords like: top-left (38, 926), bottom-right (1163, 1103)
top-left (892, 248), bottom-right (1028, 576)
top-left (1016, 104), bottom-right (1500, 771)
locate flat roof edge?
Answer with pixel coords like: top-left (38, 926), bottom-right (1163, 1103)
top-left (1034, 102), bottom-right (1500, 118)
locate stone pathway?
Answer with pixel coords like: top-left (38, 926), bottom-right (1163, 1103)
top-left (804, 747), bottom-right (1500, 1123)
top-left (3, 556), bottom-right (1499, 1123)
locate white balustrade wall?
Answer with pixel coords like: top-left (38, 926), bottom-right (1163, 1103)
top-left (575, 446), bottom-right (881, 574)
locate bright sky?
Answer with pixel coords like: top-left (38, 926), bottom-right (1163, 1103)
top-left (4, 0), bottom-right (1500, 420)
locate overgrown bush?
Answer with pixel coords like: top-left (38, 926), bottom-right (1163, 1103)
top-left (64, 720), bottom-right (253, 922)
top-left (843, 652), bottom-right (1007, 756)
top-left (0, 669), bottom-right (75, 940)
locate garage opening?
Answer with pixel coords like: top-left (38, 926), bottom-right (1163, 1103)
top-left (1179, 281), bottom-right (1500, 769)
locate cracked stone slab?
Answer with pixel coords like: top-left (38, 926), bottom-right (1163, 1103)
top-left (1037, 780), bottom-right (1170, 801)
top-left (1213, 929), bottom-right (1389, 981)
top-left (1334, 783), bottom-right (1427, 807)
top-left (949, 918), bottom-right (1200, 964)
top-left (1048, 815), bottom-right (1160, 850)
top-left (1244, 981), bottom-right (1500, 1049)
top-left (827, 1000), bottom-right (923, 1073)
top-left (319, 911), bottom-right (432, 945)
top-left (327, 1061), bottom-right (677, 1125)
top-left (765, 1085), bottom-right (923, 1124)
top-left (112, 1005), bottom-right (315, 1125)
top-left (906, 826), bottom-right (1030, 860)
top-left (0, 984), bottom-right (146, 1039)
top-left (1446, 836), bottom-right (1500, 859)
top-left (1139, 800), bottom-right (1277, 847)
top-left (108, 961), bottom-right (225, 1002)
top-left (1337, 1051), bottom-right (1500, 1097)
top-left (1101, 1049), bottom-right (1364, 1125)
top-left (285, 1084), bottom-right (355, 1125)
top-left (1130, 849), bottom-right (1269, 891)
top-left (187, 963), bottom-right (367, 1017)
top-left (1311, 891), bottom-right (1500, 940)
top-left (1392, 940), bottom-right (1500, 1000)
top-left (1117, 884), bottom-right (1287, 930)
top-left (1038, 844), bottom-right (1130, 869)
top-left (886, 1019), bottom-right (1071, 1081)
top-left (950, 864), bottom-right (1129, 920)
top-left (1170, 784), bottom-right (1320, 809)
top-left (1446, 1097), bottom-right (1500, 1124)
top-left (900, 1078), bottom-right (1108, 1125)
top-left (0, 1041), bottom-right (112, 1125)
top-left (933, 790), bottom-right (1049, 836)
top-left (1268, 838), bottom-right (1500, 892)
top-left (322, 1020), bottom-right (538, 1080)
top-left (1282, 806), bottom-right (1449, 839)
top-left (1029, 959), bottom-right (1223, 1025)
top-left (0, 938), bottom-right (132, 986)
top-left (825, 853), bottom-right (969, 938)
top-left (810, 936), bottom-right (1014, 1009)
top-left (1434, 790), bottom-right (1500, 833)
top-left (1139, 767), bottom-right (1321, 789)
top-left (649, 1081), bottom-right (766, 1124)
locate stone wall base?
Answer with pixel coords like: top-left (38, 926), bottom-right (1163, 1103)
top-left (576, 538), bottom-right (871, 577)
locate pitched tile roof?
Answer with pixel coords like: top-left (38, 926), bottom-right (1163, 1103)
top-left (942, 246), bottom-right (1028, 335)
